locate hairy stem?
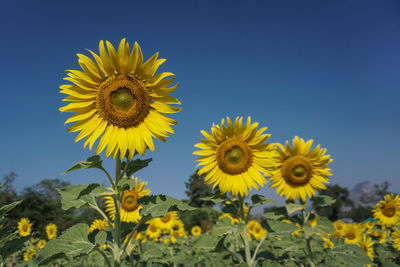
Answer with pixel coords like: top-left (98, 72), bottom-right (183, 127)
top-left (238, 195), bottom-right (252, 267)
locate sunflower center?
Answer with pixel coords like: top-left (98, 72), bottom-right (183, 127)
top-left (97, 75), bottom-right (151, 128)
top-left (383, 204), bottom-right (396, 217)
top-left (217, 139), bottom-right (252, 175)
top-left (160, 214), bottom-right (171, 223)
top-left (22, 225), bottom-right (28, 232)
top-left (347, 233), bottom-right (355, 240)
top-left (150, 225), bottom-right (157, 232)
top-left (121, 191), bottom-right (139, 212)
top-left (281, 156), bottom-right (313, 186)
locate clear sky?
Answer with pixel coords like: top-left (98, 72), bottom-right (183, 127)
top-left (1, 0), bottom-right (399, 203)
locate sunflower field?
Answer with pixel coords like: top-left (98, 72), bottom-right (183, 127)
top-left (1, 39), bottom-right (400, 267)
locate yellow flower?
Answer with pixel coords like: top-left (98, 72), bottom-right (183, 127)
top-left (46, 223), bottom-right (57, 240)
top-left (146, 220), bottom-right (161, 240)
top-left (194, 116), bottom-right (275, 196)
top-left (59, 39), bottom-right (181, 160)
top-left (269, 137), bottom-right (333, 202)
top-left (191, 225), bottom-right (202, 236)
top-left (309, 214), bottom-right (317, 227)
top-left (37, 239), bottom-right (46, 249)
top-left (372, 194), bottom-right (400, 227)
top-left (247, 220), bottom-right (266, 240)
top-left (331, 220), bottom-right (345, 239)
top-left (153, 211), bottom-right (179, 232)
top-left (365, 220), bottom-right (376, 229)
top-left (18, 218), bottom-right (32, 237)
top-left (88, 219), bottom-right (108, 234)
top-left (359, 234), bottom-right (374, 261)
top-left (105, 177), bottom-right (150, 222)
top-left (322, 237), bottom-right (334, 248)
top-left (23, 248), bottom-right (36, 261)
top-left (392, 229), bottom-right (400, 251)
top-left (343, 224), bottom-right (363, 245)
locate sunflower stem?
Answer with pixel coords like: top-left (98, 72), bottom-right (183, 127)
top-left (302, 209), bottom-right (315, 267)
top-left (238, 194), bottom-right (252, 267)
top-left (113, 151), bottom-right (122, 267)
top-left (95, 246), bottom-right (112, 267)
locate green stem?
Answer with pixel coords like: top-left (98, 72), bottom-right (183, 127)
top-left (95, 247), bottom-right (112, 267)
top-left (238, 194), bottom-right (252, 267)
top-left (122, 222), bottom-right (141, 253)
top-left (250, 233), bottom-right (266, 264)
top-left (302, 209), bottom-right (315, 267)
top-left (113, 152), bottom-right (122, 267)
top-left (100, 166), bottom-right (116, 189)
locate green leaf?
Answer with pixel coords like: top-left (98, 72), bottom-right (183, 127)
top-left (57, 184), bottom-right (107, 210)
top-left (325, 242), bottom-right (372, 266)
top-left (0, 200), bottom-right (22, 216)
top-left (63, 155), bottom-right (103, 174)
top-left (94, 231), bottom-right (106, 245)
top-left (312, 195), bottom-right (336, 207)
top-left (285, 202), bottom-right (307, 215)
top-left (0, 235), bottom-right (30, 259)
top-left (265, 220), bottom-right (298, 236)
top-left (141, 242), bottom-right (164, 261)
top-left (313, 216), bottom-right (335, 234)
top-left (138, 195), bottom-right (195, 218)
top-left (200, 193), bottom-right (228, 204)
top-left (192, 234), bottom-right (220, 250)
top-left (251, 194), bottom-right (276, 207)
top-left (116, 176), bottom-right (135, 191)
top-left (32, 223), bottom-right (95, 266)
top-left (263, 211), bottom-right (284, 220)
top-left (123, 158), bottom-right (152, 177)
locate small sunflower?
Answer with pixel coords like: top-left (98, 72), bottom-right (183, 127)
top-left (365, 220), bottom-right (376, 229)
top-left (88, 219), bottom-right (108, 234)
top-left (23, 248), bottom-right (36, 261)
top-left (372, 194), bottom-right (400, 227)
top-left (153, 211), bottom-right (179, 231)
top-left (343, 224), bottom-right (363, 245)
top-left (247, 220), bottom-right (266, 240)
top-left (269, 137), bottom-right (333, 202)
top-left (331, 220), bottom-right (345, 239)
top-left (308, 214), bottom-right (317, 227)
top-left (46, 223), bottom-right (57, 240)
top-left (146, 220), bottom-right (161, 240)
top-left (322, 237), bottom-right (334, 248)
top-left (392, 229), bottom-right (400, 251)
top-left (59, 39), bottom-right (181, 160)
top-left (105, 176), bottom-right (150, 222)
top-left (359, 234), bottom-right (374, 261)
top-left (194, 116), bottom-right (275, 196)
top-left (37, 239), bottom-right (47, 249)
top-left (191, 225), bottom-right (202, 236)
top-left (18, 218), bottom-right (32, 237)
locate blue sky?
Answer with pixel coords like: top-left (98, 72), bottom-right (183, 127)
top-left (1, 0), bottom-right (399, 203)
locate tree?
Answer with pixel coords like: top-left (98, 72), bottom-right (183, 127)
top-left (184, 171), bottom-right (214, 207)
top-left (313, 184), bottom-right (354, 221)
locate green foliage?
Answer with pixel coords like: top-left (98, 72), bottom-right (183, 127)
top-left (312, 195), bottom-right (336, 207)
top-left (122, 158), bottom-right (152, 177)
top-left (138, 194), bottom-right (195, 218)
top-left (57, 184), bottom-right (107, 210)
top-left (285, 202), bottom-right (307, 215)
top-left (180, 206), bottom-right (220, 232)
top-left (63, 156), bottom-right (103, 174)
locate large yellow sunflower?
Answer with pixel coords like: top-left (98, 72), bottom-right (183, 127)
top-left (343, 224), bottom-right (363, 245)
top-left (18, 218), bottom-right (32, 237)
top-left (146, 220), bottom-right (161, 240)
top-left (269, 136), bottom-right (333, 202)
top-left (193, 116), bottom-right (275, 196)
top-left (105, 176), bottom-right (150, 222)
top-left (359, 234), bottom-right (374, 261)
top-left (59, 39), bottom-right (181, 160)
top-left (372, 194), bottom-right (400, 227)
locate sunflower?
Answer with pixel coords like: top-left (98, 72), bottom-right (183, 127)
top-left (191, 225), bottom-right (202, 236)
top-left (194, 116), bottom-right (275, 196)
top-left (153, 211), bottom-right (179, 232)
top-left (269, 137), bottom-right (333, 202)
top-left (171, 221), bottom-right (186, 243)
top-left (59, 39), bottom-right (181, 160)
top-left (24, 248), bottom-right (36, 261)
top-left (322, 237), bottom-right (334, 248)
top-left (46, 223), bottom-right (57, 240)
top-left (331, 220), bottom-right (345, 239)
top-left (18, 218), bottom-right (32, 237)
top-left (359, 234), bottom-right (374, 261)
top-left (105, 176), bottom-right (150, 222)
top-left (365, 221), bottom-right (376, 229)
top-left (343, 224), bottom-right (363, 245)
top-left (247, 220), bottom-right (266, 240)
top-left (146, 220), bottom-right (161, 240)
top-left (37, 239), bottom-right (47, 249)
top-left (88, 219), bottom-right (108, 234)
top-left (392, 229), bottom-right (400, 251)
top-left (372, 194), bottom-right (400, 227)
top-left (309, 214), bottom-right (317, 227)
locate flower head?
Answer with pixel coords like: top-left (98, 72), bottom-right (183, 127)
top-left (269, 136), bottom-right (333, 202)
top-left (24, 248), bottom-right (36, 261)
top-left (46, 223), bottom-right (57, 240)
top-left (191, 225), bottom-right (202, 236)
top-left (88, 219), bottom-right (108, 234)
top-left (18, 218), bottom-right (32, 237)
top-left (372, 194), bottom-right (400, 227)
top-left (194, 116), bottom-right (275, 196)
top-left (59, 39), bottom-right (181, 160)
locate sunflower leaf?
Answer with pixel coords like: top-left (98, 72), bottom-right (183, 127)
top-left (192, 233), bottom-right (220, 250)
top-left (285, 202), bottom-right (307, 215)
top-left (312, 195), bottom-right (336, 207)
top-left (63, 155), bottom-right (103, 174)
top-left (138, 195), bottom-right (195, 218)
top-left (32, 224), bottom-right (95, 266)
top-left (57, 184), bottom-right (107, 210)
top-left (123, 158), bottom-right (152, 177)
top-left (116, 177), bottom-right (135, 191)
top-left (200, 193), bottom-right (228, 204)
top-left (0, 235), bottom-right (30, 260)
top-left (0, 200), bottom-right (22, 216)
top-left (250, 194), bottom-right (276, 207)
